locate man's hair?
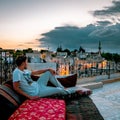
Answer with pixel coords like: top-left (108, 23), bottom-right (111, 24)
top-left (16, 55), bottom-right (27, 66)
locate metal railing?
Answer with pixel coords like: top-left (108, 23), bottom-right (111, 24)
top-left (69, 61), bottom-right (120, 79)
top-left (0, 50), bottom-right (16, 84)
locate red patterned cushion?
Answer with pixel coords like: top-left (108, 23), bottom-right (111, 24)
top-left (8, 98), bottom-right (66, 120)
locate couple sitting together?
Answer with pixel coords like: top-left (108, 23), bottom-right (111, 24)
top-left (13, 55), bottom-right (76, 100)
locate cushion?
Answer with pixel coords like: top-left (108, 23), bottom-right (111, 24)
top-left (9, 98), bottom-right (66, 120)
top-left (46, 86), bottom-right (92, 100)
top-left (0, 85), bottom-right (19, 107)
top-left (56, 74), bottom-right (77, 87)
top-left (32, 73), bottom-right (77, 88)
top-left (3, 80), bottom-right (13, 89)
top-left (3, 80), bottom-right (26, 104)
top-left (0, 81), bottom-right (27, 120)
top-left (0, 94), bottom-right (18, 120)
top-left (4, 80), bottom-right (27, 100)
top-left (0, 85), bottom-right (19, 120)
top-left (73, 85), bottom-right (92, 95)
top-left (66, 96), bottom-right (104, 120)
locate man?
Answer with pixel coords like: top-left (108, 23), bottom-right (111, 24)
top-left (13, 55), bottom-right (74, 100)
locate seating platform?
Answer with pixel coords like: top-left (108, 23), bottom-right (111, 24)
top-left (8, 98), bottom-right (66, 120)
top-left (0, 78), bottom-right (104, 120)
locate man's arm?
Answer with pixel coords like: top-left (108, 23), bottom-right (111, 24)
top-left (31, 68), bottom-right (56, 76)
top-left (13, 81), bottom-right (40, 100)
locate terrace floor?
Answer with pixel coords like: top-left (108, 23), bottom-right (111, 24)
top-left (90, 81), bottom-right (120, 120)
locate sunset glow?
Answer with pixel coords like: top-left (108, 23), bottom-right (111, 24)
top-left (0, 0), bottom-right (119, 53)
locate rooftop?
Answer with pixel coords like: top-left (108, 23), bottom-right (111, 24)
top-left (76, 73), bottom-right (120, 120)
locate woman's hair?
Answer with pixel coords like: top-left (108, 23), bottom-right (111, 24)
top-left (16, 55), bottom-right (27, 66)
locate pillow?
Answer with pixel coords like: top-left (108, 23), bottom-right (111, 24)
top-left (56, 74), bottom-right (77, 87)
top-left (31, 75), bottom-right (39, 81)
top-left (3, 80), bottom-right (27, 103)
top-left (0, 94), bottom-right (18, 120)
top-left (0, 85), bottom-right (19, 120)
top-left (0, 81), bottom-right (27, 120)
top-left (46, 86), bottom-right (92, 100)
top-left (9, 98), bottom-right (66, 120)
top-left (0, 85), bottom-right (19, 107)
top-left (3, 80), bottom-right (13, 88)
top-left (32, 73), bottom-right (77, 88)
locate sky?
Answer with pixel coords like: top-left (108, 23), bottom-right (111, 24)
top-left (0, 0), bottom-right (120, 53)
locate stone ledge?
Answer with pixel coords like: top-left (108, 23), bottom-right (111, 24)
top-left (102, 77), bottom-right (120, 84)
top-left (78, 82), bottom-right (103, 90)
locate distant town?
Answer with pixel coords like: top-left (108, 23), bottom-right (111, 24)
top-left (0, 42), bottom-right (120, 84)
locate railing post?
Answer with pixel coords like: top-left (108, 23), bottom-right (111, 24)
top-left (108, 61), bottom-right (110, 79)
top-left (0, 49), bottom-right (2, 84)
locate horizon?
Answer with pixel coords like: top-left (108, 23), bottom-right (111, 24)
top-left (0, 45), bottom-right (119, 54)
top-left (0, 0), bottom-right (120, 53)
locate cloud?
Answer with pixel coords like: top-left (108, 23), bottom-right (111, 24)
top-left (37, 23), bottom-right (120, 53)
top-left (17, 42), bottom-right (38, 48)
top-left (89, 25), bottom-right (119, 37)
top-left (91, 0), bottom-right (120, 24)
top-left (18, 44), bottom-right (24, 47)
top-left (38, 25), bottom-right (99, 50)
top-left (25, 42), bottom-right (34, 44)
top-left (93, 1), bottom-right (120, 15)
top-left (37, 1), bottom-right (120, 53)
top-left (96, 20), bottom-right (112, 26)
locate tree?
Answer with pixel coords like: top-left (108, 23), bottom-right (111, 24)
top-left (14, 50), bottom-right (23, 57)
top-left (79, 46), bottom-right (85, 53)
top-left (23, 48), bottom-right (33, 54)
top-left (63, 49), bottom-right (71, 56)
top-left (101, 53), bottom-right (113, 61)
top-left (112, 53), bottom-right (120, 63)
